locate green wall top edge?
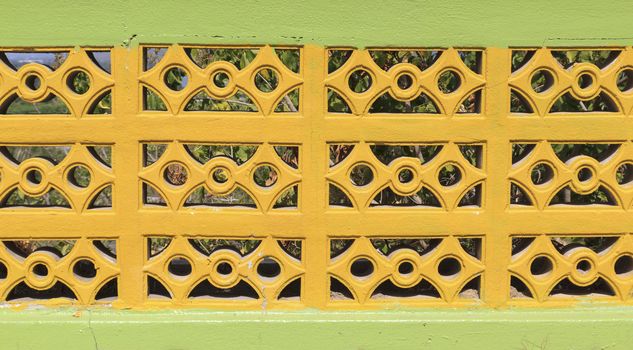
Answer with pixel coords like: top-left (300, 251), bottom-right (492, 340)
top-left (2, 0), bottom-right (632, 48)
top-left (2, 306), bottom-right (633, 321)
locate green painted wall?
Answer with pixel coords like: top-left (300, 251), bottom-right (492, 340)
top-left (3, 0), bottom-right (633, 47)
top-left (0, 308), bottom-right (632, 349)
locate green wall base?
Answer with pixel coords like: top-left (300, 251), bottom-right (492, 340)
top-left (1, 307), bottom-right (632, 349)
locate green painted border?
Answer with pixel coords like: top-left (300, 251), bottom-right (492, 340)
top-left (0, 307), bottom-right (632, 349)
top-left (3, 0), bottom-right (633, 47)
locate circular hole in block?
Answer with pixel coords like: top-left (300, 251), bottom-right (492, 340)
top-left (438, 257), bottom-right (461, 278)
top-left (32, 263), bottom-right (49, 279)
top-left (253, 165), bottom-right (278, 187)
top-left (398, 168), bottom-right (414, 184)
top-left (257, 257), bottom-right (281, 278)
top-left (348, 69), bottom-right (372, 93)
top-left (213, 71), bottom-right (230, 88)
top-left (531, 70), bottom-right (554, 94)
top-left (26, 169), bottom-right (43, 185)
top-left (438, 164), bottom-right (461, 187)
top-left (438, 70), bottom-right (461, 94)
top-left (576, 259), bottom-right (592, 275)
top-left (168, 257), bottom-right (192, 277)
top-left (350, 258), bottom-right (374, 277)
top-left (67, 70), bottom-right (91, 94)
top-left (216, 262), bottom-right (233, 276)
top-left (163, 163), bottom-right (188, 186)
top-left (398, 261), bottom-right (414, 275)
top-left (68, 165), bottom-right (91, 188)
top-left (577, 167), bottom-right (594, 183)
top-left (578, 73), bottom-right (593, 90)
top-left (350, 164), bottom-right (374, 186)
top-left (530, 163), bottom-right (554, 185)
top-left (530, 256), bottom-right (553, 277)
top-left (25, 74), bottom-right (42, 91)
top-left (397, 73), bottom-right (414, 90)
top-left (73, 259), bottom-right (97, 279)
top-left (164, 67), bottom-right (188, 91)
top-left (254, 68), bottom-right (279, 92)
top-left (212, 168), bottom-right (229, 184)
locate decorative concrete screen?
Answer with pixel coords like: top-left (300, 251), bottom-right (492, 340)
top-left (1, 45), bottom-right (633, 310)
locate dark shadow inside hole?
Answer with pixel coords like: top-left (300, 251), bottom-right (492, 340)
top-left (95, 278), bottom-right (118, 300)
top-left (550, 277), bottom-right (615, 297)
top-left (216, 262), bottom-right (233, 275)
top-left (330, 277), bottom-right (354, 300)
top-left (576, 259), bottom-right (592, 274)
top-left (530, 256), bottom-right (553, 276)
top-left (147, 276), bottom-right (171, 298)
top-left (26, 169), bottom-right (42, 184)
top-left (188, 279), bottom-right (259, 299)
top-left (256, 257), bottom-right (281, 278)
top-left (7, 281), bottom-right (77, 301)
top-left (615, 255), bottom-right (633, 276)
top-left (168, 257), bottom-right (192, 277)
top-left (510, 276), bottom-right (533, 298)
top-left (350, 258), bottom-right (374, 277)
top-left (577, 167), bottom-right (593, 182)
top-left (398, 261), bottom-right (414, 274)
top-left (32, 263), bottom-right (48, 278)
top-left (0, 261), bottom-right (6, 279)
top-left (371, 278), bottom-right (440, 299)
top-left (73, 259), bottom-right (96, 279)
top-left (277, 278), bottom-right (301, 300)
top-left (438, 257), bottom-right (461, 277)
